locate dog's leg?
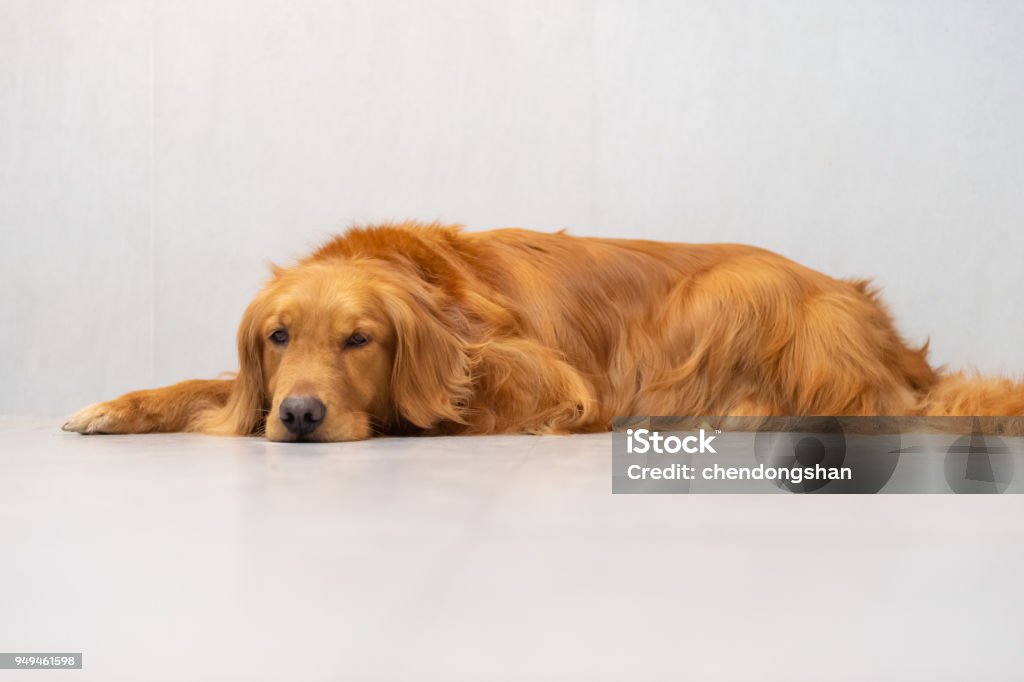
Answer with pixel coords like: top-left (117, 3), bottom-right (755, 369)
top-left (632, 263), bottom-right (932, 418)
top-left (466, 339), bottom-right (598, 435)
top-left (62, 379), bottom-right (234, 435)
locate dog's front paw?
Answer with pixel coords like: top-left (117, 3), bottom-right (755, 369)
top-left (62, 400), bottom-right (141, 435)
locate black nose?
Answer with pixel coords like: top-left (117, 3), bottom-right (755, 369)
top-left (279, 396), bottom-right (326, 438)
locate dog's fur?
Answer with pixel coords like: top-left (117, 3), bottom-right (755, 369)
top-left (64, 222), bottom-right (1024, 441)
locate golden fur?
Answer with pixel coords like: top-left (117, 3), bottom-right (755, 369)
top-left (64, 222), bottom-right (1024, 441)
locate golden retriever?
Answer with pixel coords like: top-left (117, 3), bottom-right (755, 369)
top-left (63, 222), bottom-right (1024, 441)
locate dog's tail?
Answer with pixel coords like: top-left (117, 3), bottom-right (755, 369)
top-left (922, 371), bottom-right (1024, 434)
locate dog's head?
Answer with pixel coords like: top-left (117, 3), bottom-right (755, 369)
top-left (215, 258), bottom-right (471, 441)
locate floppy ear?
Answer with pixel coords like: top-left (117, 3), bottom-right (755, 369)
top-left (196, 296), bottom-right (268, 435)
top-left (384, 283), bottom-right (472, 430)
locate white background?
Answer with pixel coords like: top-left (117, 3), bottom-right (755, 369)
top-left (2, 0), bottom-right (1023, 416)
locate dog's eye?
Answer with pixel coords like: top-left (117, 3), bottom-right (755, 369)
top-left (345, 332), bottom-right (369, 348)
top-left (269, 329), bottom-right (289, 345)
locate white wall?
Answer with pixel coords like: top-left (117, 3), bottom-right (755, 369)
top-left (2, 0), bottom-right (1023, 416)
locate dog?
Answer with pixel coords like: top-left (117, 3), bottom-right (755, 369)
top-left (63, 222), bottom-right (1024, 442)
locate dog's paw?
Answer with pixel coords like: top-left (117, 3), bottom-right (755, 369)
top-left (62, 401), bottom-right (136, 435)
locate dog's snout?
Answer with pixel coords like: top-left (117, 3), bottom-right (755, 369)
top-left (279, 396), bottom-right (326, 438)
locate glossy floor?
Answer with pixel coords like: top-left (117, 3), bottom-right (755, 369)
top-left (1, 417), bottom-right (1022, 681)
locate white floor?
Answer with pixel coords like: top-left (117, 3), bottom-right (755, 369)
top-left (1, 416), bottom-right (1022, 681)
